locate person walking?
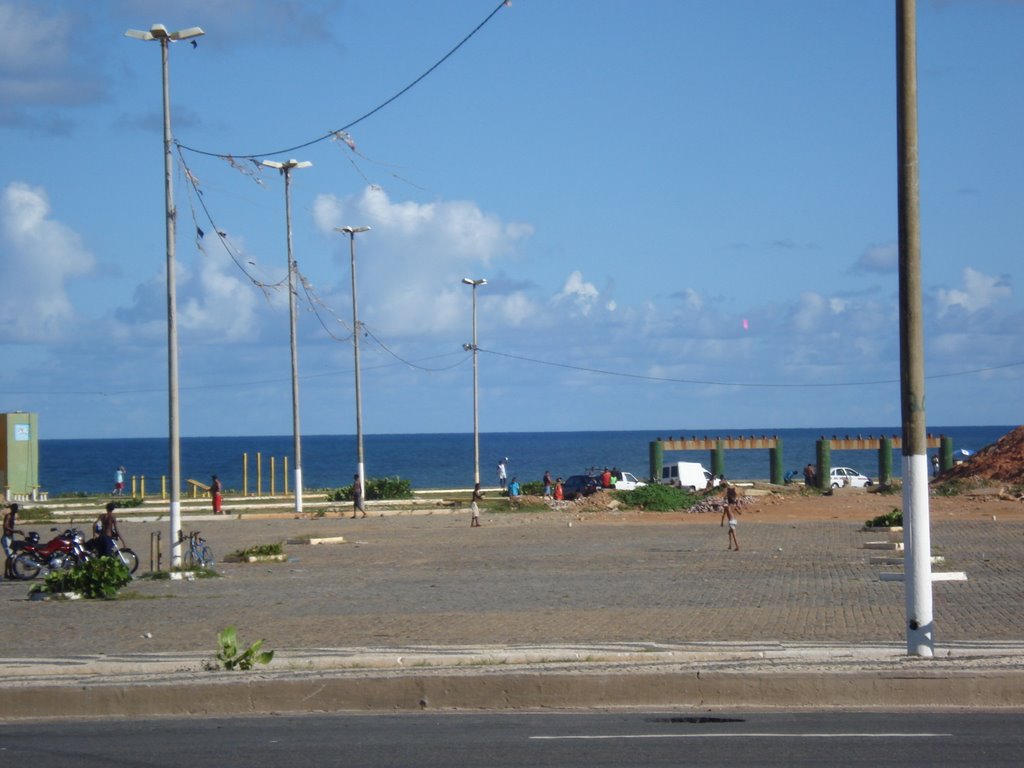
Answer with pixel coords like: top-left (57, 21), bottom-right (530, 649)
top-left (470, 482), bottom-right (483, 527)
top-left (113, 465), bottom-right (126, 496)
top-left (543, 470), bottom-right (552, 498)
top-left (210, 475), bottom-right (223, 515)
top-left (352, 474), bottom-right (367, 518)
top-left (553, 477), bottom-right (564, 501)
top-left (721, 484), bottom-right (740, 551)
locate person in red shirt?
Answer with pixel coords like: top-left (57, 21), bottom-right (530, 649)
top-left (210, 475), bottom-right (223, 514)
top-left (553, 478), bottom-right (564, 501)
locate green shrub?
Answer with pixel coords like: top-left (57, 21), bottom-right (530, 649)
top-left (617, 484), bottom-right (702, 512)
top-left (212, 625), bottom-right (274, 671)
top-left (32, 556), bottom-right (132, 599)
top-left (521, 481), bottom-right (544, 495)
top-left (112, 496), bottom-right (145, 508)
top-left (865, 508), bottom-right (903, 528)
top-left (325, 476), bottom-right (413, 501)
top-left (229, 542), bottom-right (284, 559)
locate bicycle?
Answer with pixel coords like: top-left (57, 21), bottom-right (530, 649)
top-left (112, 543), bottom-right (140, 575)
top-left (181, 531), bottom-right (214, 568)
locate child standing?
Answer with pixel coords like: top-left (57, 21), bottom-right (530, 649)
top-left (470, 482), bottom-right (483, 527)
top-left (721, 484), bottom-right (739, 551)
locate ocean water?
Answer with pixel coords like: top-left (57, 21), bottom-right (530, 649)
top-left (36, 426), bottom-right (1014, 496)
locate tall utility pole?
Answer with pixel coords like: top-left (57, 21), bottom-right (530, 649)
top-left (462, 278), bottom-right (486, 485)
top-left (896, 0), bottom-right (934, 657)
top-left (262, 159), bottom-right (312, 515)
top-left (335, 226), bottom-right (371, 496)
top-left (124, 23), bottom-right (204, 567)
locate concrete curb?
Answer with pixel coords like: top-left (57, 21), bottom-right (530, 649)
top-left (3, 643), bottom-right (1024, 719)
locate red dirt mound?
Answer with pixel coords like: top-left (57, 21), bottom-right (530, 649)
top-left (940, 426), bottom-right (1024, 485)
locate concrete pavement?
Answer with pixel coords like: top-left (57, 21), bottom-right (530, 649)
top-left (2, 504), bottom-right (1023, 718)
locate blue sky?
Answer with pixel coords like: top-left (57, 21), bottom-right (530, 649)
top-left (0, 0), bottom-right (1021, 440)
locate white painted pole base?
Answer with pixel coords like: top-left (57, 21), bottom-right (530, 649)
top-left (169, 500), bottom-right (182, 568)
top-left (903, 453), bottom-right (934, 657)
top-left (294, 467), bottom-right (303, 514)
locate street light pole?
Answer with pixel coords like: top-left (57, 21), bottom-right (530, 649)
top-left (462, 278), bottom-right (486, 486)
top-left (124, 23), bottom-right (204, 567)
top-left (263, 160), bottom-right (312, 515)
top-left (335, 226), bottom-right (371, 496)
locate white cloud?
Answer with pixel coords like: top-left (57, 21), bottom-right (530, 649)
top-left (178, 255), bottom-right (262, 341)
top-left (312, 187), bottom-right (534, 337)
top-left (0, 181), bottom-right (95, 341)
top-left (853, 242), bottom-right (897, 273)
top-left (554, 271), bottom-right (600, 317)
top-left (936, 267), bottom-right (1012, 315)
top-left (791, 291), bottom-right (829, 332)
top-left (0, 3), bottom-right (69, 73)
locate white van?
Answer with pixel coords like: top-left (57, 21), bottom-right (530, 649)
top-left (660, 461), bottom-right (719, 491)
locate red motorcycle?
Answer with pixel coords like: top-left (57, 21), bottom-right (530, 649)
top-left (9, 528), bottom-right (89, 580)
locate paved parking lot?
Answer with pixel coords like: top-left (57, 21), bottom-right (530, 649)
top-left (3, 507), bottom-right (1021, 660)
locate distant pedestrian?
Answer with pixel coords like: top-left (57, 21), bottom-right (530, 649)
top-left (543, 471), bottom-right (552, 498)
top-left (803, 463), bottom-right (816, 488)
top-left (471, 482), bottom-right (483, 527)
top-left (113, 465), bottom-right (126, 496)
top-left (721, 486), bottom-right (739, 551)
top-left (553, 477), bottom-right (564, 501)
top-left (2, 503), bottom-right (22, 579)
top-left (932, 454), bottom-right (940, 477)
top-left (600, 467), bottom-right (612, 488)
top-left (508, 477), bottom-right (521, 508)
top-left (497, 458), bottom-right (508, 491)
top-left (210, 475), bottom-right (223, 514)
top-left (352, 474), bottom-right (367, 518)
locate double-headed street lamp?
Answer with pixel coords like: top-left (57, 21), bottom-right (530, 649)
top-left (335, 226), bottom-right (371, 495)
top-left (462, 278), bottom-right (486, 485)
top-left (263, 159), bottom-right (312, 515)
top-left (124, 23), bottom-right (204, 567)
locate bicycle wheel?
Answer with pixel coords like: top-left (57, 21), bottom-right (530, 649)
top-left (182, 547), bottom-right (196, 569)
top-left (12, 553), bottom-right (42, 580)
top-left (118, 548), bottom-right (140, 575)
top-left (199, 545), bottom-right (214, 568)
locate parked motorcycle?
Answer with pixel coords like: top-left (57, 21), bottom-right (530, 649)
top-left (9, 528), bottom-right (90, 580)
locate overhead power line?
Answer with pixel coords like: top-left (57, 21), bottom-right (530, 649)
top-left (477, 348), bottom-right (1024, 389)
top-left (176, 0), bottom-right (512, 160)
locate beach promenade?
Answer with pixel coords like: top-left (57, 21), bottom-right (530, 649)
top-left (2, 493), bottom-right (1023, 718)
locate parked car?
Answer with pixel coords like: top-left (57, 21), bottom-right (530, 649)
top-left (829, 467), bottom-right (873, 488)
top-left (613, 472), bottom-right (647, 491)
top-left (562, 474), bottom-right (602, 500)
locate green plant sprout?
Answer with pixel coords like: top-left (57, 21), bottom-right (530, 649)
top-left (214, 625), bottom-right (274, 671)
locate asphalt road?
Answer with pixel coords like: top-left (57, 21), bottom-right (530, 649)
top-left (2, 710), bottom-right (1022, 767)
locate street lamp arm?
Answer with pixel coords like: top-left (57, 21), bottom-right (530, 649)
top-left (125, 24), bottom-right (204, 42)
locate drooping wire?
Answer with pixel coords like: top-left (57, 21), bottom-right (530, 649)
top-left (362, 325), bottom-right (471, 372)
top-left (176, 0), bottom-right (512, 161)
top-left (177, 146), bottom-right (286, 297)
top-left (477, 348), bottom-right (1024, 389)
